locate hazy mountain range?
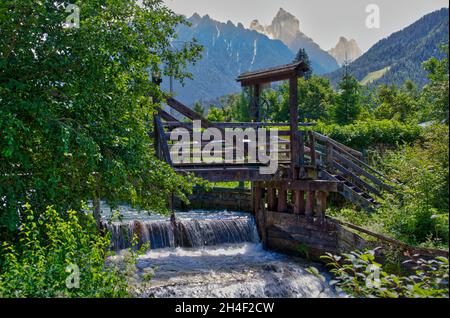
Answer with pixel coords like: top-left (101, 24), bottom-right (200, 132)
top-left (165, 7), bottom-right (448, 105)
top-left (166, 8), bottom-right (342, 104)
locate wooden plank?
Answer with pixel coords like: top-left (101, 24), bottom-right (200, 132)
top-left (308, 131), bottom-right (316, 166)
top-left (154, 115), bottom-right (173, 166)
top-left (289, 76), bottom-right (299, 174)
top-left (332, 161), bottom-right (382, 197)
top-left (329, 218), bottom-right (449, 258)
top-left (316, 191), bottom-right (328, 219)
top-left (293, 190), bottom-right (305, 215)
top-left (261, 180), bottom-right (339, 192)
top-left (277, 187), bottom-right (288, 213)
top-left (313, 132), bottom-right (363, 158)
top-left (267, 187), bottom-right (277, 211)
top-left (305, 191), bottom-right (314, 216)
top-left (166, 97), bottom-right (221, 131)
top-left (333, 151), bottom-right (393, 193)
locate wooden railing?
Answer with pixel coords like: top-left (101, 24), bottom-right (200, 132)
top-left (313, 131), bottom-right (395, 199)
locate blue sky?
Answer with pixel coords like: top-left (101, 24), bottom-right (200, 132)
top-left (163, 0), bottom-right (449, 52)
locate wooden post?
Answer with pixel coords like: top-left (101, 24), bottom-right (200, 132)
top-left (254, 185), bottom-right (262, 217)
top-left (293, 190), bottom-right (305, 215)
top-left (308, 131), bottom-right (316, 167)
top-left (316, 191), bottom-right (328, 219)
top-left (305, 191), bottom-right (314, 216)
top-left (326, 141), bottom-right (334, 171)
top-left (253, 84), bottom-right (261, 122)
top-left (277, 187), bottom-right (288, 213)
top-left (289, 76), bottom-right (299, 177)
top-left (267, 187), bottom-right (277, 211)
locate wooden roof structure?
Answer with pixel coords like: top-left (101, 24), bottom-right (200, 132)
top-left (237, 61), bottom-right (309, 86)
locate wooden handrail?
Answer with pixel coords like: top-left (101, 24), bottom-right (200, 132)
top-left (154, 115), bottom-right (173, 167)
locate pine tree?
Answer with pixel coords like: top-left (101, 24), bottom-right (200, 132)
top-left (293, 48), bottom-right (313, 79)
top-left (193, 101), bottom-right (205, 117)
top-left (333, 63), bottom-right (362, 125)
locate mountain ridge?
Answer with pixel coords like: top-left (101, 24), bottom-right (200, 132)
top-left (325, 8), bottom-right (449, 88)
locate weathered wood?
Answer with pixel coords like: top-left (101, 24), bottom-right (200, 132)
top-left (154, 115), bottom-right (173, 166)
top-left (277, 188), bottom-right (288, 213)
top-left (333, 151), bottom-right (393, 193)
top-left (293, 190), bottom-right (305, 215)
top-left (308, 131), bottom-right (316, 166)
top-left (237, 61), bottom-right (309, 87)
top-left (305, 191), bottom-right (314, 216)
top-left (313, 132), bottom-right (363, 159)
top-left (329, 218), bottom-right (449, 258)
top-left (166, 97), bottom-right (221, 131)
top-left (316, 191), bottom-right (328, 219)
top-left (260, 180), bottom-right (340, 192)
top-left (267, 187), bottom-right (277, 211)
top-left (332, 161), bottom-right (382, 197)
top-left (289, 76), bottom-right (299, 175)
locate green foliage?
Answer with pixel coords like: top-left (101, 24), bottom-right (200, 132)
top-left (192, 102), bottom-right (205, 117)
top-left (421, 45), bottom-right (449, 122)
top-left (374, 82), bottom-right (419, 123)
top-left (206, 106), bottom-right (226, 122)
top-left (332, 67), bottom-right (362, 125)
top-left (321, 249), bottom-right (449, 298)
top-left (293, 48), bottom-right (313, 79)
top-left (315, 119), bottom-right (423, 150)
top-left (0, 0), bottom-right (202, 234)
top-left (376, 124), bottom-right (449, 246)
top-left (0, 205), bottom-right (142, 297)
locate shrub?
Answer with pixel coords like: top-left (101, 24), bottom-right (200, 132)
top-left (315, 119), bottom-right (423, 151)
top-left (318, 249), bottom-right (449, 298)
top-left (0, 205), bottom-right (137, 298)
top-left (376, 124), bottom-right (449, 247)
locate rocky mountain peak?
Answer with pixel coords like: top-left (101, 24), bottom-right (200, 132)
top-left (249, 8), bottom-right (339, 74)
top-left (328, 36), bottom-right (362, 65)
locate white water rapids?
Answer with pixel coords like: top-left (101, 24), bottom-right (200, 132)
top-left (101, 205), bottom-right (338, 298)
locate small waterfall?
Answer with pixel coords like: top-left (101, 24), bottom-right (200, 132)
top-left (105, 214), bottom-right (259, 250)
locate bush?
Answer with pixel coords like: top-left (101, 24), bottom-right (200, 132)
top-left (0, 205), bottom-right (136, 298)
top-left (315, 119), bottom-right (423, 151)
top-left (318, 249), bottom-right (449, 298)
top-left (376, 124), bottom-right (449, 247)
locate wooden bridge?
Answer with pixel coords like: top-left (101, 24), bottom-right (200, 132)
top-left (153, 61), bottom-right (394, 216)
top-left (146, 62), bottom-right (450, 262)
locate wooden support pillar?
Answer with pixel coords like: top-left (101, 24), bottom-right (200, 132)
top-left (277, 188), bottom-right (288, 213)
top-left (251, 84), bottom-right (261, 122)
top-left (316, 191), bottom-right (328, 219)
top-left (267, 187), bottom-right (277, 211)
top-left (308, 131), bottom-right (316, 166)
top-left (289, 76), bottom-right (299, 177)
top-left (305, 191), bottom-right (315, 216)
top-left (293, 190), bottom-right (305, 215)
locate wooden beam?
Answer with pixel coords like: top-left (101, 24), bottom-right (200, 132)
top-left (289, 76), bottom-right (299, 175)
top-left (166, 97), bottom-right (221, 131)
top-left (277, 188), bottom-right (288, 213)
top-left (267, 187), bottom-right (277, 211)
top-left (305, 191), bottom-right (314, 216)
top-left (260, 180), bottom-right (340, 192)
top-left (316, 191), bottom-right (328, 219)
top-left (293, 190), bottom-right (305, 215)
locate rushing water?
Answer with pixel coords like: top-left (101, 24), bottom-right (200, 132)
top-left (102, 204), bottom-right (338, 298)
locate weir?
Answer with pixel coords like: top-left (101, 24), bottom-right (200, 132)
top-left (148, 61), bottom-right (403, 260)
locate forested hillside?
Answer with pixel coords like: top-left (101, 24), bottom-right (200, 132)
top-left (326, 8), bottom-right (449, 88)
